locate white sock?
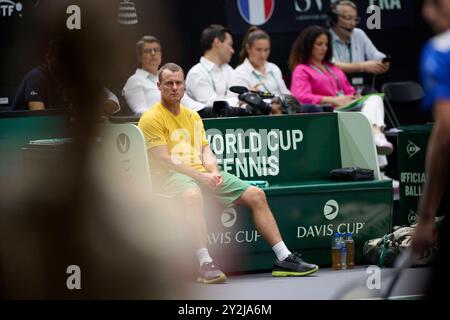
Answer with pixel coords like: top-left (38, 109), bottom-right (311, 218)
top-left (272, 241), bottom-right (291, 261)
top-left (196, 248), bottom-right (213, 266)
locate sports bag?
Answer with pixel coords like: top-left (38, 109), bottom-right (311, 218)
top-left (363, 218), bottom-right (444, 267)
top-left (330, 167), bottom-right (374, 181)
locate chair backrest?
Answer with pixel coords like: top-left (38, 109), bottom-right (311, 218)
top-left (381, 81), bottom-right (425, 103)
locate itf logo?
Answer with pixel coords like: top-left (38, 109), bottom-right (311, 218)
top-left (324, 200), bottom-right (339, 221)
top-left (0, 0), bottom-right (22, 17)
top-left (221, 207), bottom-right (237, 228)
top-left (237, 0), bottom-right (275, 26)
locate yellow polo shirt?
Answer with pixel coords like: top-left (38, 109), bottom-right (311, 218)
top-left (138, 102), bottom-right (209, 173)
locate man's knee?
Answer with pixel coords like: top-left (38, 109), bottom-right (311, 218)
top-left (243, 186), bottom-right (267, 207)
top-left (182, 187), bottom-right (203, 206)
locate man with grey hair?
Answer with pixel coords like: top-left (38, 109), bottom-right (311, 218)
top-left (122, 35), bottom-right (204, 115)
top-left (327, 0), bottom-right (390, 75)
top-left (138, 63), bottom-right (319, 284)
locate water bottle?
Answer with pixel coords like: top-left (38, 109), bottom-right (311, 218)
top-left (331, 232), bottom-right (342, 270)
top-left (345, 232), bottom-right (355, 269)
top-left (340, 233), bottom-right (347, 270)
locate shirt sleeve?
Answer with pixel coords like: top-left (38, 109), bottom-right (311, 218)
top-left (186, 67), bottom-right (220, 106)
top-left (186, 65), bottom-right (239, 107)
top-left (24, 70), bottom-right (46, 103)
top-left (273, 65), bottom-right (291, 95)
top-left (358, 29), bottom-right (385, 61)
top-left (336, 67), bottom-right (356, 95)
top-left (123, 77), bottom-right (159, 115)
top-left (192, 112), bottom-right (209, 146)
top-left (138, 113), bottom-right (167, 150)
top-left (290, 66), bottom-right (323, 105)
top-left (421, 42), bottom-right (450, 111)
top-left (181, 93), bottom-right (206, 112)
top-left (230, 67), bottom-right (253, 89)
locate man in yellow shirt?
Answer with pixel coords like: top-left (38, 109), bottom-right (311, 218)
top-left (138, 63), bottom-right (318, 284)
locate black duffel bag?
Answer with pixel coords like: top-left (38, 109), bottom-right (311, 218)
top-left (330, 167), bottom-right (374, 181)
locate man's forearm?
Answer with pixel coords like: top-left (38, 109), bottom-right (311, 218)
top-left (417, 125), bottom-right (450, 221)
top-left (153, 151), bottom-right (202, 180)
top-left (202, 146), bottom-right (220, 173)
top-left (335, 61), bottom-right (363, 74)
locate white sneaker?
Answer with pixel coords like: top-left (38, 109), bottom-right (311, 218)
top-left (374, 132), bottom-right (394, 156)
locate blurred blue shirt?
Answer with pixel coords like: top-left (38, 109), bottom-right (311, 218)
top-left (421, 30), bottom-right (450, 111)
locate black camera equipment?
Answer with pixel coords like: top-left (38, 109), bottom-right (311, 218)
top-left (229, 86), bottom-right (273, 115)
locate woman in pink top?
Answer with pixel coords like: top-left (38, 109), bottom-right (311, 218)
top-left (288, 26), bottom-right (394, 163)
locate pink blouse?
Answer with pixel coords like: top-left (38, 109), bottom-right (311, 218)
top-left (290, 63), bottom-right (356, 106)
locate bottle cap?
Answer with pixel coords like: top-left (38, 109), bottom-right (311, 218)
top-left (334, 232), bottom-right (341, 237)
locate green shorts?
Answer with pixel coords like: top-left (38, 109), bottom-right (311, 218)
top-left (153, 170), bottom-right (251, 207)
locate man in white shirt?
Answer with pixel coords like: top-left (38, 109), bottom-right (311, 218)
top-left (186, 24), bottom-right (244, 117)
top-left (122, 35), bottom-right (204, 116)
top-left (327, 0), bottom-right (389, 75)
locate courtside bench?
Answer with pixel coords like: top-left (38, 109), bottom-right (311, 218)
top-left (101, 112), bottom-right (392, 273)
top-left (199, 113), bottom-right (392, 272)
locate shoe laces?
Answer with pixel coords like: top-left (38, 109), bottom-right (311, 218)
top-left (203, 261), bottom-right (220, 271)
top-left (289, 252), bottom-right (304, 263)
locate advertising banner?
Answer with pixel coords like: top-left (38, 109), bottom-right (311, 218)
top-left (226, 0), bottom-right (414, 34)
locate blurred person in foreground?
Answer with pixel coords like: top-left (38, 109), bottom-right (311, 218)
top-left (0, 1), bottom-right (188, 299)
top-left (412, 0), bottom-right (450, 299)
top-left (138, 62), bottom-right (319, 284)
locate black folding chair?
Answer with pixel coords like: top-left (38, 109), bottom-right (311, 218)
top-left (381, 81), bottom-right (425, 128)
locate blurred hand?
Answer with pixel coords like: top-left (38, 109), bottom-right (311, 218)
top-left (333, 95), bottom-right (355, 107)
top-left (249, 83), bottom-right (262, 92)
top-left (198, 172), bottom-right (223, 189)
top-left (411, 219), bottom-right (435, 254)
top-left (361, 60), bottom-right (389, 74)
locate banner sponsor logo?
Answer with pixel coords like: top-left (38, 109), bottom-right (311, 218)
top-left (208, 207), bottom-right (261, 245)
top-left (0, 0), bottom-right (22, 17)
top-left (207, 128), bottom-right (303, 179)
top-left (298, 200), bottom-right (366, 238)
top-left (407, 140), bottom-right (421, 158)
top-left (221, 207), bottom-right (238, 228)
top-left (237, 0), bottom-right (275, 26)
top-left (408, 210), bottom-right (417, 224)
top-left (117, 133), bottom-right (131, 154)
top-left (324, 199), bottom-right (339, 221)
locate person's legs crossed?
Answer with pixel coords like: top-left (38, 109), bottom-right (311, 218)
top-left (361, 95), bottom-right (394, 155)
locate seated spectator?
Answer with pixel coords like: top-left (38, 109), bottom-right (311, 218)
top-left (289, 26), bottom-right (397, 185)
top-left (186, 24), bottom-right (246, 117)
top-left (122, 35), bottom-right (204, 116)
top-left (327, 1), bottom-right (389, 76)
top-left (12, 42), bottom-right (69, 111)
top-left (232, 26), bottom-right (291, 96)
top-left (12, 41), bottom-right (120, 116)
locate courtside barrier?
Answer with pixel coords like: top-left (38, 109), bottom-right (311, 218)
top-left (100, 112), bottom-right (393, 272)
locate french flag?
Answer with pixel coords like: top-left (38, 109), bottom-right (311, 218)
top-left (237, 0), bottom-right (275, 26)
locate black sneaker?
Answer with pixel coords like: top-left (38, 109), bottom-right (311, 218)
top-left (197, 262), bottom-right (227, 284)
top-left (272, 252), bottom-right (319, 277)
